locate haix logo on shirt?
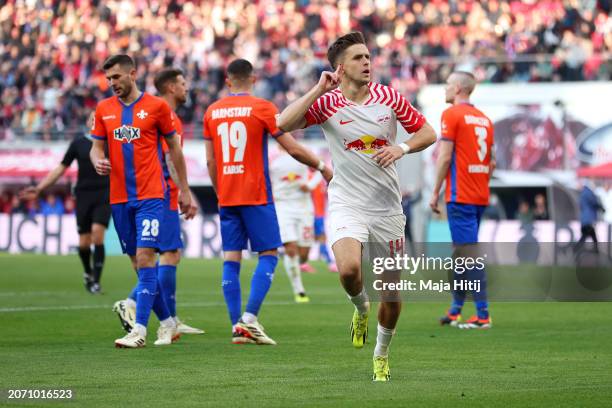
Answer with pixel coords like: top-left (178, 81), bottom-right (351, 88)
top-left (113, 125), bottom-right (141, 143)
top-left (136, 109), bottom-right (148, 120)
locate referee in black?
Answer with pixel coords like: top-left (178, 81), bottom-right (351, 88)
top-left (20, 112), bottom-right (110, 294)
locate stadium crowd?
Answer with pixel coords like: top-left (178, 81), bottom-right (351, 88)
top-left (0, 0), bottom-right (610, 140)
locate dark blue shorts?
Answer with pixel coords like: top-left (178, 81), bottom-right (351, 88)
top-left (111, 198), bottom-right (165, 256)
top-left (159, 188), bottom-right (184, 253)
top-left (219, 203), bottom-right (282, 252)
top-left (446, 202), bottom-right (486, 245)
top-left (314, 216), bottom-right (325, 237)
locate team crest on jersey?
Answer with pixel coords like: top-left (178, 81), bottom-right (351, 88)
top-left (113, 125), bottom-right (141, 143)
top-left (136, 109), bottom-right (148, 120)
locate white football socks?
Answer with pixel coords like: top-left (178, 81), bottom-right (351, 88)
top-left (126, 297), bottom-right (136, 310)
top-left (159, 317), bottom-right (175, 328)
top-left (283, 254), bottom-right (305, 295)
top-left (133, 323), bottom-right (147, 337)
top-left (374, 323), bottom-right (395, 357)
top-left (241, 312), bottom-right (257, 324)
top-left (348, 288), bottom-right (370, 315)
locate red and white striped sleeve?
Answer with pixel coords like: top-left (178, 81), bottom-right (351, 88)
top-left (390, 87), bottom-right (425, 133)
top-left (304, 90), bottom-right (346, 126)
top-left (370, 84), bottom-right (425, 134)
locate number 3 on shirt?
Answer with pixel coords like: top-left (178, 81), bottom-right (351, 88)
top-left (475, 126), bottom-right (488, 162)
top-left (218, 121), bottom-right (247, 163)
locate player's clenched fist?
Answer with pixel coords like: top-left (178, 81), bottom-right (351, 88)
top-left (94, 158), bottom-right (111, 175)
top-left (317, 65), bottom-right (343, 94)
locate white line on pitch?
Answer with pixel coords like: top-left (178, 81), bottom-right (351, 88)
top-left (0, 300), bottom-right (346, 313)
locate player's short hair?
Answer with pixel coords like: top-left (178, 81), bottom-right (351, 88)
top-left (102, 54), bottom-right (135, 71)
top-left (154, 68), bottom-right (184, 94)
top-left (227, 59), bottom-right (253, 81)
top-left (452, 71), bottom-right (477, 95)
top-left (327, 32), bottom-right (366, 69)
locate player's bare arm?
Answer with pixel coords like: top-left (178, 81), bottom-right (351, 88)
top-left (165, 135), bottom-right (196, 219)
top-left (90, 139), bottom-right (111, 176)
top-left (19, 164), bottom-right (68, 201)
top-left (204, 139), bottom-right (218, 194)
top-left (490, 147), bottom-right (496, 175)
top-left (429, 140), bottom-right (454, 214)
top-left (276, 133), bottom-right (333, 182)
top-left (373, 122), bottom-right (437, 168)
top-left (165, 154), bottom-right (198, 214)
top-left (277, 65), bottom-right (342, 132)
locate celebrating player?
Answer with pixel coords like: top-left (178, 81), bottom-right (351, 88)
top-left (19, 112), bottom-right (110, 294)
top-left (112, 68), bottom-right (204, 336)
top-left (277, 32), bottom-right (437, 381)
top-left (90, 54), bottom-right (196, 348)
top-left (429, 71), bottom-right (495, 330)
top-left (270, 145), bottom-right (323, 303)
top-left (203, 59), bottom-right (332, 345)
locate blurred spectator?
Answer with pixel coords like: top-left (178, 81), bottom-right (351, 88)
top-left (0, 0), bottom-right (610, 141)
top-left (533, 193), bottom-right (549, 220)
top-left (517, 199), bottom-right (534, 224)
top-left (40, 193), bottom-right (65, 216)
top-left (64, 195), bottom-right (76, 214)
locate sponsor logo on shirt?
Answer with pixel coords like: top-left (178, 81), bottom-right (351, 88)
top-left (102, 115), bottom-right (116, 120)
top-left (113, 125), bottom-right (141, 143)
top-left (343, 135), bottom-right (390, 154)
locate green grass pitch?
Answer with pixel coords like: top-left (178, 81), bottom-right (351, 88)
top-left (1, 253), bottom-right (611, 407)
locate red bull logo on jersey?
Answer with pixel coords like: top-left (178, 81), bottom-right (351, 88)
top-left (113, 125), bottom-right (141, 143)
top-left (281, 172), bottom-right (302, 182)
top-left (343, 135), bottom-right (390, 155)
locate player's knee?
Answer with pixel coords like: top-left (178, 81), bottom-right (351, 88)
top-left (284, 243), bottom-right (298, 257)
top-left (79, 233), bottom-right (91, 248)
top-left (160, 250), bottom-right (180, 266)
top-left (338, 259), bottom-right (360, 280)
top-left (91, 224), bottom-right (105, 245)
top-left (136, 249), bottom-right (156, 269)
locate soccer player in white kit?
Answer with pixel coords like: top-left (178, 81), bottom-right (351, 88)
top-left (270, 145), bottom-right (323, 303)
top-left (278, 32), bottom-right (437, 381)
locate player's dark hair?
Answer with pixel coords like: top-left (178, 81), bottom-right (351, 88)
top-left (327, 32), bottom-right (366, 69)
top-left (227, 59), bottom-right (253, 80)
top-left (102, 54), bottom-right (135, 71)
top-left (154, 68), bottom-right (184, 94)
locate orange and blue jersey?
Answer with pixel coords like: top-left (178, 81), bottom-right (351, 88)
top-left (203, 93), bottom-right (283, 207)
top-left (312, 181), bottom-right (327, 218)
top-left (161, 114), bottom-right (184, 211)
top-left (441, 103), bottom-right (494, 206)
top-left (90, 92), bottom-right (176, 204)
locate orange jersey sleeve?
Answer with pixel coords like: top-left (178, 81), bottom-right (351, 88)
top-left (443, 104), bottom-right (494, 206)
top-left (203, 95), bottom-right (283, 207)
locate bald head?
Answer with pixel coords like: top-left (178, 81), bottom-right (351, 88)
top-left (445, 71), bottom-right (476, 103)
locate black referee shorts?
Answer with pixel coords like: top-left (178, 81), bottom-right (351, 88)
top-left (75, 189), bottom-right (111, 234)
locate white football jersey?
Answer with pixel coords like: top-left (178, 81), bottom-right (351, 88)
top-left (305, 82), bottom-right (425, 216)
top-left (270, 151), bottom-right (321, 212)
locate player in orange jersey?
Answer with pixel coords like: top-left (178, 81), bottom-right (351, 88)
top-left (203, 59), bottom-right (332, 345)
top-left (90, 55), bottom-right (196, 348)
top-left (430, 71), bottom-right (495, 330)
top-left (112, 67), bottom-right (204, 336)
